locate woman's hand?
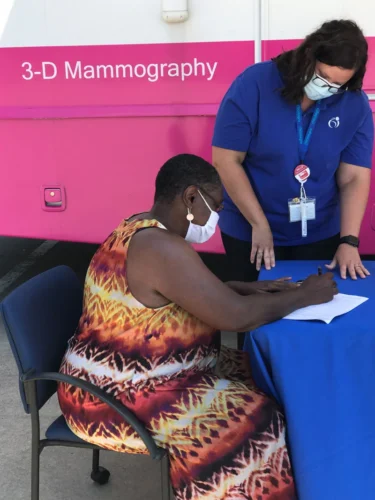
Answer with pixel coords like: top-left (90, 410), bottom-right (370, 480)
top-left (300, 272), bottom-right (338, 305)
top-left (326, 244), bottom-right (370, 280)
top-left (251, 222), bottom-right (275, 271)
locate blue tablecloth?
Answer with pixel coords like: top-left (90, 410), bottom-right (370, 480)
top-left (243, 261), bottom-right (375, 500)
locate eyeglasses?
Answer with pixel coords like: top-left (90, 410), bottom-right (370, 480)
top-left (312, 74), bottom-right (346, 94)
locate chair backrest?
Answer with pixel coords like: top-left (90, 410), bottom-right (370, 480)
top-left (0, 266), bottom-right (83, 413)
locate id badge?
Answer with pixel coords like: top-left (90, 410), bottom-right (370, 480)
top-left (288, 197), bottom-right (316, 222)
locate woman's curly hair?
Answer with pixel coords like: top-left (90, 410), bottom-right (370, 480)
top-left (273, 20), bottom-right (368, 103)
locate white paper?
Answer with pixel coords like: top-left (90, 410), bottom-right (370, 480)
top-left (283, 293), bottom-right (369, 324)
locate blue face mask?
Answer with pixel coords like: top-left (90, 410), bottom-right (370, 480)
top-left (304, 73), bottom-right (341, 101)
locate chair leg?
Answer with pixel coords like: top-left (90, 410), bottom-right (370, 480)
top-left (27, 380), bottom-right (41, 500)
top-left (92, 449), bottom-right (100, 473)
top-left (160, 455), bottom-right (172, 500)
top-left (31, 433), bottom-right (40, 500)
top-left (90, 449), bottom-right (111, 485)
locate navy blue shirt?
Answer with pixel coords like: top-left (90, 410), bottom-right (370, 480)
top-left (212, 61), bottom-right (374, 245)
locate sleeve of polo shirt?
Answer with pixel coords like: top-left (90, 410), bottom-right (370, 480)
top-left (212, 71), bottom-right (259, 153)
top-left (341, 105), bottom-right (374, 168)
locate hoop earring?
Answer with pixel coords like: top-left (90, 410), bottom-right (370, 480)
top-left (186, 208), bottom-right (194, 222)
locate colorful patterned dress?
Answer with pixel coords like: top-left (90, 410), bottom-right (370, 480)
top-left (57, 217), bottom-right (296, 500)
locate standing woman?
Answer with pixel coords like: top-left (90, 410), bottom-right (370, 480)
top-left (213, 20), bottom-right (374, 294)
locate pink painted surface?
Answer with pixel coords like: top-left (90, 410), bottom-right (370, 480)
top-left (1, 38), bottom-right (374, 254)
top-left (0, 40), bottom-right (255, 253)
top-left (0, 41), bottom-right (253, 110)
top-left (0, 115), bottom-right (224, 253)
top-left (359, 148), bottom-right (375, 255)
top-left (0, 103), bottom-right (219, 120)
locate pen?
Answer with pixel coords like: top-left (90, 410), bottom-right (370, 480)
top-left (296, 266), bottom-right (322, 284)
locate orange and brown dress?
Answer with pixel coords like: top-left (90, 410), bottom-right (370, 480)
top-left (58, 217), bottom-right (296, 500)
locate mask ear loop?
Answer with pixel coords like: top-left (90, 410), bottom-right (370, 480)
top-left (198, 190), bottom-right (213, 212)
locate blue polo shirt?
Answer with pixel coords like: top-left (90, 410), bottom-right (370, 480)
top-left (212, 61), bottom-right (374, 245)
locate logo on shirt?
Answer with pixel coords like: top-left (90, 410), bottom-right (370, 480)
top-left (328, 117), bottom-right (340, 129)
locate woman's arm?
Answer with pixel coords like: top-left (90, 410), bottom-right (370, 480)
top-left (326, 104), bottom-right (374, 279)
top-left (337, 162), bottom-right (371, 237)
top-left (326, 163), bottom-right (371, 279)
top-left (212, 147), bottom-right (266, 228)
top-left (128, 229), bottom-right (337, 332)
top-left (226, 278), bottom-right (295, 295)
top-left (212, 71), bottom-right (275, 271)
top-left (212, 147), bottom-right (274, 271)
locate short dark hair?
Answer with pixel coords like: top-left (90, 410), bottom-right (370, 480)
top-left (273, 20), bottom-right (368, 103)
top-left (154, 154), bottom-right (221, 203)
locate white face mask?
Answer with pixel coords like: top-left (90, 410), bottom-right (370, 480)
top-left (304, 73), bottom-right (341, 101)
top-left (185, 190), bottom-right (219, 244)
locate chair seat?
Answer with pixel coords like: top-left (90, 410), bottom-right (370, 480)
top-left (45, 415), bottom-right (89, 445)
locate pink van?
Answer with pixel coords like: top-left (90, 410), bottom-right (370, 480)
top-left (0, 0), bottom-right (374, 255)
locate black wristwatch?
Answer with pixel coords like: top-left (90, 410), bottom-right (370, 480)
top-left (339, 235), bottom-right (360, 248)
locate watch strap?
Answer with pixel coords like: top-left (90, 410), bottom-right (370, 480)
top-left (339, 235), bottom-right (360, 248)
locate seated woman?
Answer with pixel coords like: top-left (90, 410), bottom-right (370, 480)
top-left (58, 154), bottom-right (337, 500)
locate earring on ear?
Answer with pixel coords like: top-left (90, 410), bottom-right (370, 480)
top-left (186, 208), bottom-right (194, 222)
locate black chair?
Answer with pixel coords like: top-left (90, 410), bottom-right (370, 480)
top-left (0, 265), bottom-right (171, 500)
